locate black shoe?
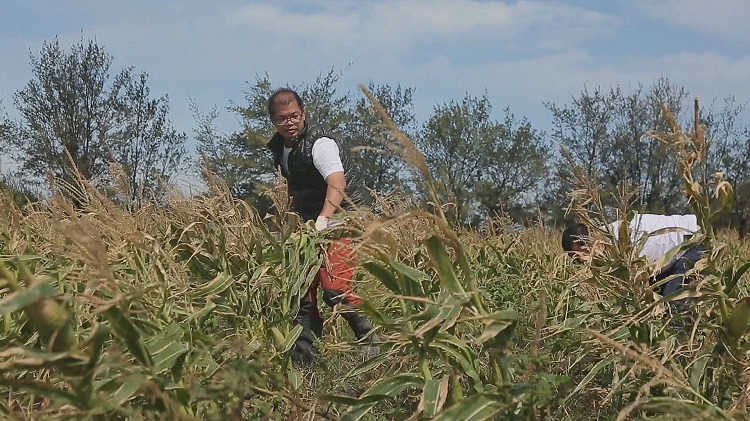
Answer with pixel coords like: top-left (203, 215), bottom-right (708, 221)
top-left (291, 339), bottom-right (319, 366)
top-left (342, 312), bottom-right (381, 357)
top-left (362, 332), bottom-right (381, 358)
top-left (292, 307), bottom-right (320, 365)
top-left (310, 314), bottom-right (324, 339)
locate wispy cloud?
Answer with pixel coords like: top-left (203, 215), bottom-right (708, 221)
top-left (223, 1), bottom-right (618, 57)
top-left (0, 0), bottom-right (747, 138)
top-left (634, 0), bottom-right (750, 45)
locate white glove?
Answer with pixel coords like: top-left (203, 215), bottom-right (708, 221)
top-left (315, 215), bottom-right (329, 231)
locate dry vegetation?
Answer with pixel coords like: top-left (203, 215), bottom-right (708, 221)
top-left (0, 91), bottom-right (748, 420)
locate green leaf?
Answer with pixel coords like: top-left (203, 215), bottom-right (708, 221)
top-left (564, 355), bottom-right (617, 403)
top-left (288, 367), bottom-right (302, 391)
top-left (361, 373), bottom-right (425, 397)
top-left (152, 342), bottom-right (189, 375)
top-left (438, 303), bottom-right (463, 332)
top-left (390, 258), bottom-right (428, 297)
top-left (186, 251), bottom-right (221, 280)
top-left (344, 351), bottom-right (391, 380)
top-left (282, 325), bottom-right (303, 354)
top-left (421, 377), bottom-right (448, 417)
top-left (363, 262), bottom-right (401, 295)
top-left (360, 300), bottom-right (397, 328)
top-left (436, 394), bottom-right (506, 420)
top-left (191, 272), bottom-right (241, 299)
top-left (425, 236), bottom-right (465, 295)
top-left (105, 374), bottom-right (149, 410)
top-left (432, 336), bottom-right (481, 383)
top-left (413, 303), bottom-right (461, 339)
top-left (477, 310), bottom-right (518, 348)
top-left (105, 307), bottom-right (153, 368)
top-left (320, 393), bottom-right (392, 406)
top-left (146, 322), bottom-right (188, 374)
top-left (341, 374), bottom-right (425, 421)
top-left (688, 353), bottom-right (711, 391)
top-left (0, 401), bottom-right (9, 416)
top-left (76, 323), bottom-right (112, 404)
top-left (0, 281), bottom-right (59, 314)
top-left (725, 262), bottom-right (750, 295)
top-left (192, 300), bottom-right (217, 327)
top-left (210, 298), bottom-right (235, 315)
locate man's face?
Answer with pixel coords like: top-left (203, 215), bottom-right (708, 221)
top-left (271, 98), bottom-right (306, 142)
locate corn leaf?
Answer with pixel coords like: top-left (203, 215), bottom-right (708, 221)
top-left (436, 394), bottom-right (506, 420)
top-left (425, 236), bottom-right (465, 295)
top-left (420, 377), bottom-right (448, 417)
top-left (0, 281), bottom-right (59, 314)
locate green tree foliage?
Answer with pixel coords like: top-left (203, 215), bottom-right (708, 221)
top-left (3, 36), bottom-right (187, 205)
top-left (701, 96), bottom-right (750, 236)
top-left (417, 92), bottom-right (549, 225)
top-left (419, 93), bottom-right (498, 224)
top-left (0, 99), bottom-right (6, 132)
top-left (197, 71), bottom-right (353, 210)
top-left (106, 72), bottom-right (187, 204)
top-left (546, 78), bottom-right (689, 215)
top-left (346, 83), bottom-right (417, 195)
top-left (609, 80), bottom-right (688, 211)
top-left (193, 100), bottom-right (273, 203)
top-left (198, 70), bottom-right (419, 214)
top-left (473, 108), bottom-right (550, 222)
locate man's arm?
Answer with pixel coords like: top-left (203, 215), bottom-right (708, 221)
top-left (311, 137), bottom-right (346, 226)
top-left (320, 171), bottom-right (346, 218)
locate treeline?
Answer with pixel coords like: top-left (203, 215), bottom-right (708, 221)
top-left (199, 72), bottom-right (750, 232)
top-left (2, 36), bottom-right (750, 231)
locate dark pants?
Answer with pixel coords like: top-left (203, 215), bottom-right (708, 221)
top-left (293, 235), bottom-right (373, 364)
top-left (300, 236), bottom-right (362, 337)
top-left (655, 245), bottom-right (705, 312)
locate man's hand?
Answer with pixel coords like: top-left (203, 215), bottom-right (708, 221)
top-left (315, 215), bottom-right (329, 231)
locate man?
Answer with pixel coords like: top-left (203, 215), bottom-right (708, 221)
top-left (266, 88), bottom-right (378, 365)
top-left (562, 213), bottom-right (704, 310)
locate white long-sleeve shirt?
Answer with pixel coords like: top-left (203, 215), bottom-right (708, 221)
top-left (608, 213), bottom-right (699, 262)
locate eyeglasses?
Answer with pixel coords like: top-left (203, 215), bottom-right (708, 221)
top-left (272, 112), bottom-right (302, 125)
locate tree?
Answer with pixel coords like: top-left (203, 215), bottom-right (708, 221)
top-left (701, 96), bottom-right (750, 236)
top-left (545, 78), bottom-right (690, 216)
top-left (199, 70), bottom-right (357, 211)
top-left (417, 92), bottom-right (549, 225)
top-left (346, 83), bottom-right (417, 195)
top-left (106, 72), bottom-right (187, 204)
top-left (0, 99), bottom-right (8, 155)
top-left (547, 86), bottom-right (617, 181)
top-left (473, 108), bottom-right (550, 222)
top-left (193, 101), bottom-right (272, 202)
top-left (618, 79), bottom-right (687, 212)
top-left (4, 36), bottom-right (187, 205)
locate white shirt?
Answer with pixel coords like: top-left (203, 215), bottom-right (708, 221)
top-left (281, 137), bottom-right (344, 179)
top-left (608, 213), bottom-right (699, 262)
top-left (311, 137), bottom-right (344, 179)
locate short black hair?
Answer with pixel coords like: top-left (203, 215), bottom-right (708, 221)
top-left (561, 223), bottom-right (589, 252)
top-left (267, 88), bottom-right (304, 116)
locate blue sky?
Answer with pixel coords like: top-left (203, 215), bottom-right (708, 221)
top-left (1, 0), bottom-right (749, 187)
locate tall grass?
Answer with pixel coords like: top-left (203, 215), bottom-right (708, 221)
top-left (0, 92), bottom-right (747, 420)
top-left (552, 99), bottom-right (750, 420)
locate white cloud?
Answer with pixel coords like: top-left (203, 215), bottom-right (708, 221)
top-left (221, 0), bottom-right (619, 60)
top-left (2, 0), bottom-right (748, 142)
top-left (634, 0), bottom-right (750, 45)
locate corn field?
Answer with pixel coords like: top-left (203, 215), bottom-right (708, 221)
top-left (0, 90), bottom-right (750, 420)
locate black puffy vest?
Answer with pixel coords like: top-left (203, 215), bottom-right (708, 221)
top-left (267, 122), bottom-right (369, 220)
